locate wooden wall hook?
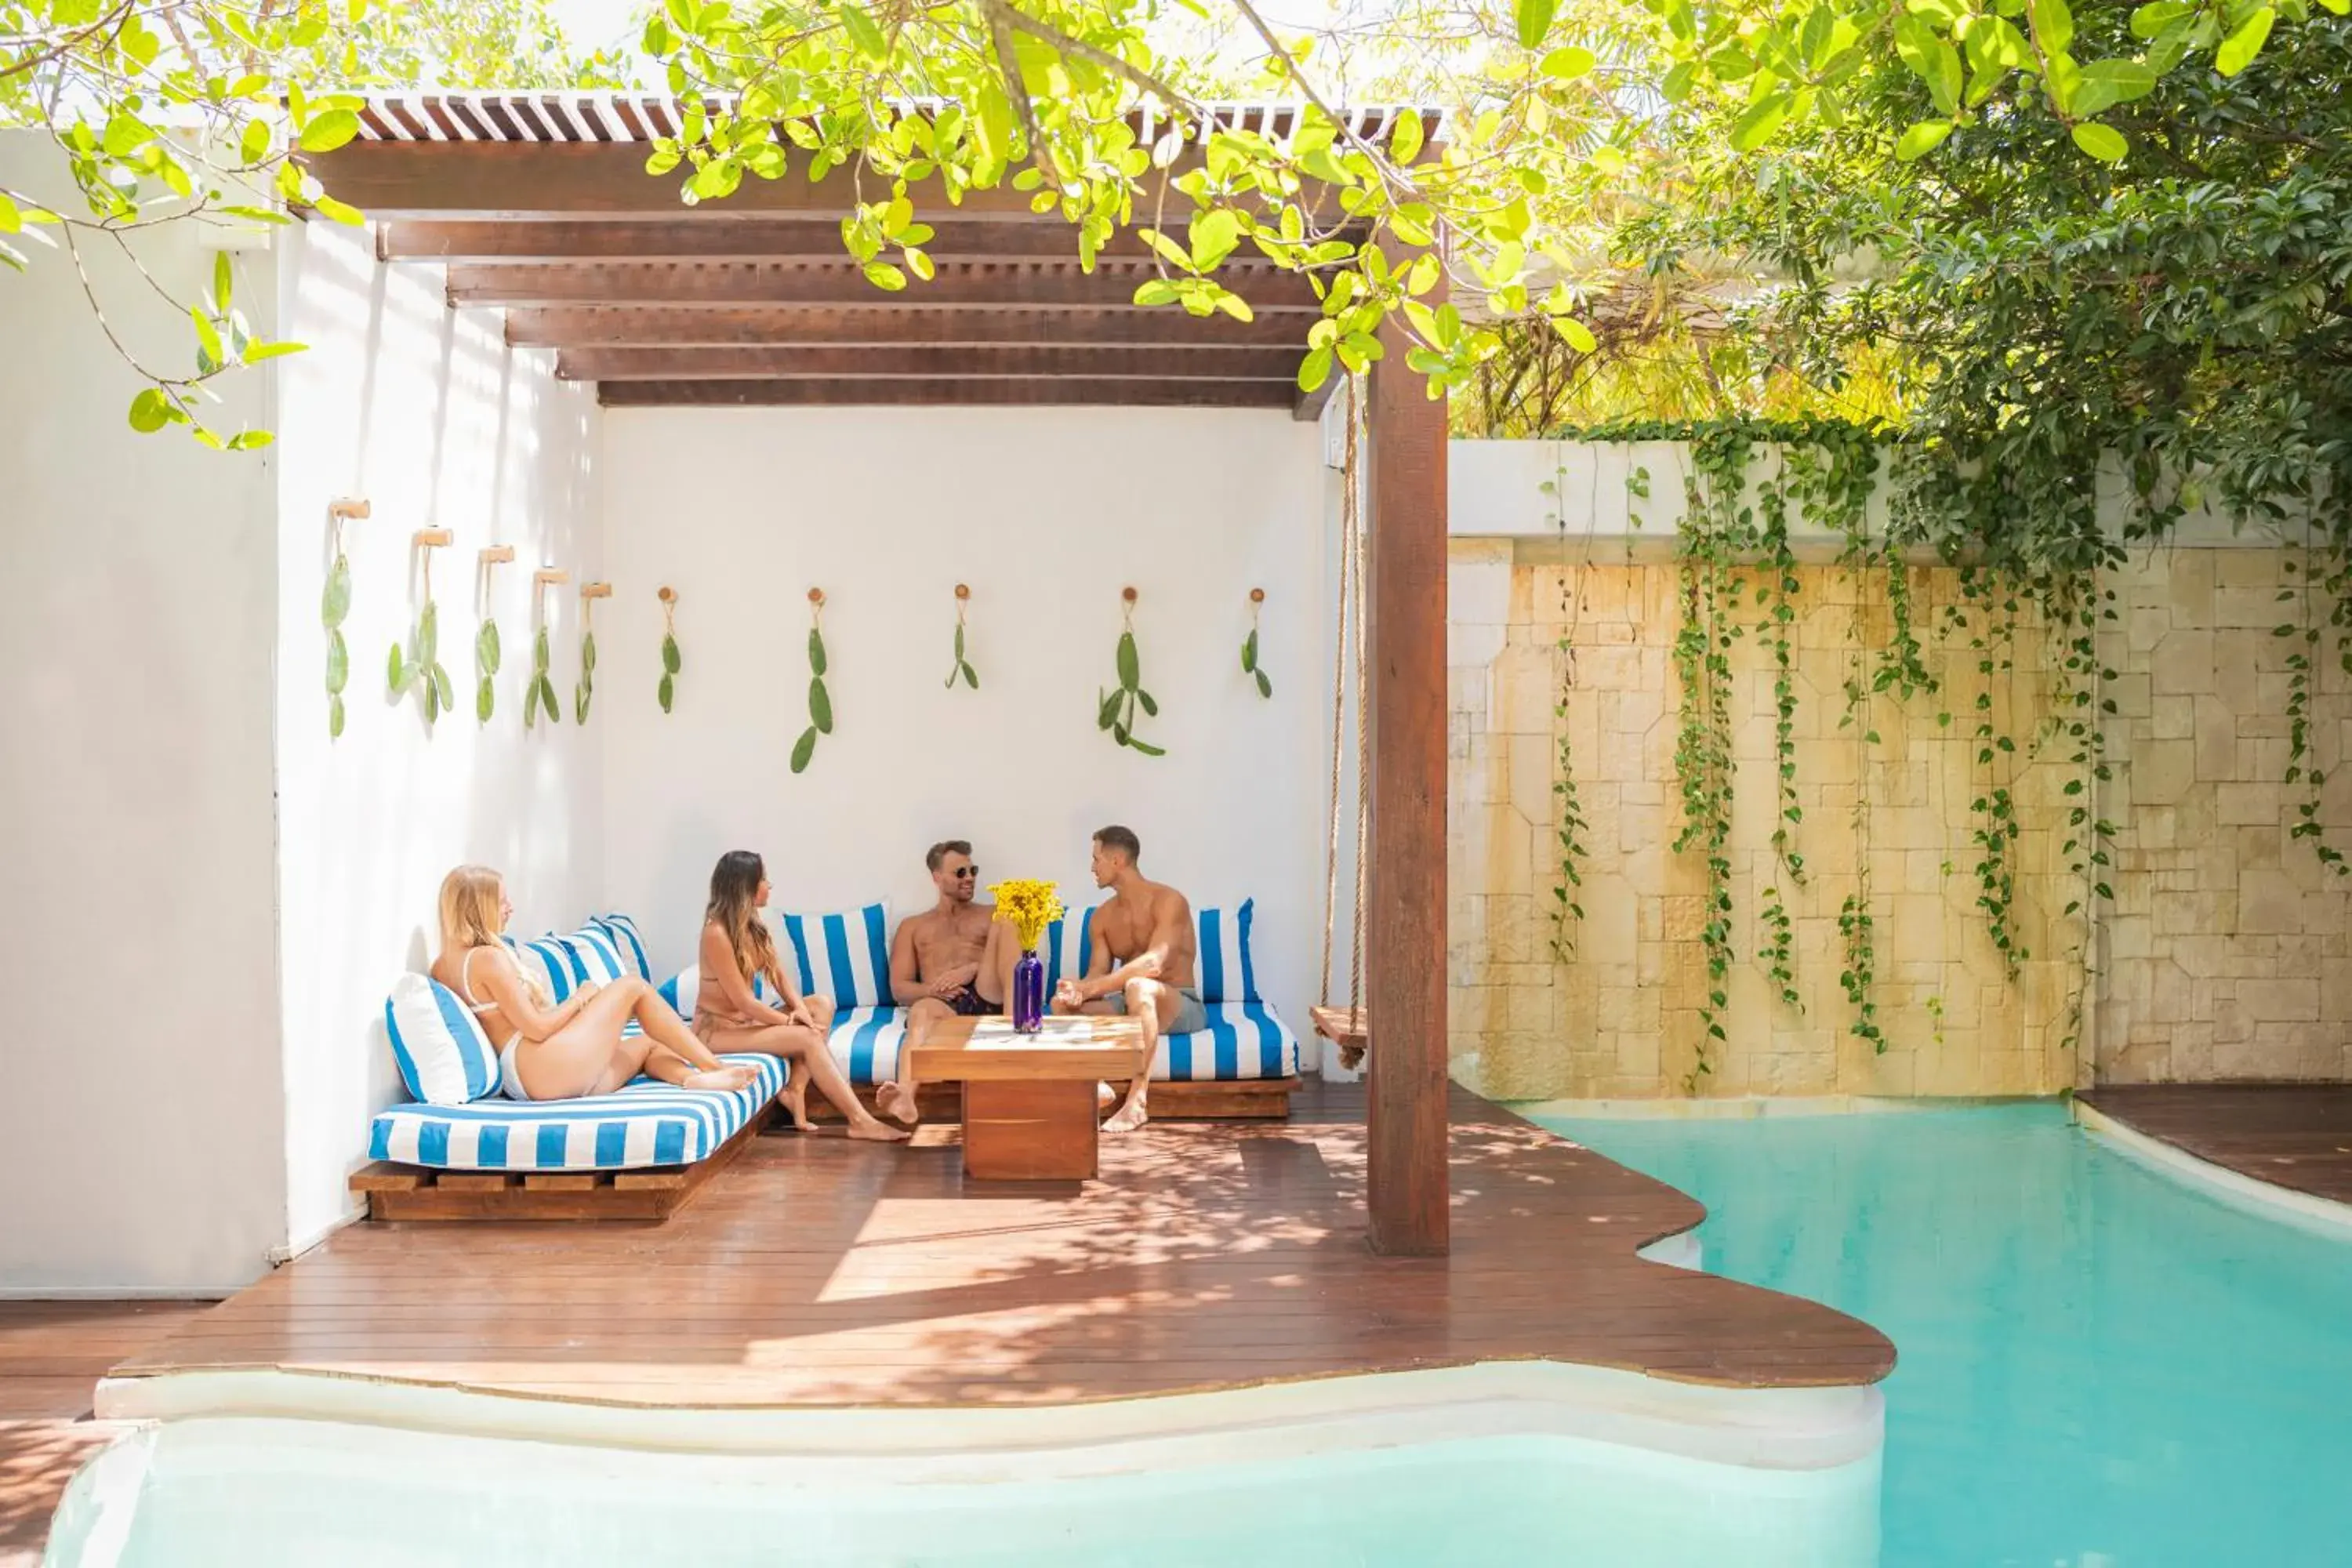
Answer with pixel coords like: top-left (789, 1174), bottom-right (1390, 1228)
top-left (579, 582), bottom-right (612, 601)
top-left (328, 497), bottom-right (372, 521)
top-left (658, 585), bottom-right (677, 604)
top-left (808, 587), bottom-right (826, 608)
top-left (479, 545), bottom-right (517, 566)
top-left (1122, 586), bottom-right (1138, 604)
top-left (411, 529), bottom-right (452, 550)
top-left (954, 583), bottom-right (971, 601)
top-left (533, 568), bottom-right (570, 586)
top-left (1250, 587), bottom-right (1266, 604)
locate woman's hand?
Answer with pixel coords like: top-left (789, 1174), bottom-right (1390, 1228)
top-left (574, 979), bottom-right (603, 1007)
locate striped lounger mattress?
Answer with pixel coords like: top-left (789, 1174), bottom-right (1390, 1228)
top-left (368, 1053), bottom-right (786, 1173)
top-left (825, 1002), bottom-right (1301, 1087)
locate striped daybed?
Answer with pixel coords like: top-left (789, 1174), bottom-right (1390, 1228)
top-left (350, 915), bottom-right (789, 1221)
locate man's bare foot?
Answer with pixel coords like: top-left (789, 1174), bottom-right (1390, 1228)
top-left (685, 1065), bottom-right (759, 1092)
top-left (779, 1079), bottom-right (811, 1131)
top-left (1102, 1092), bottom-right (1149, 1133)
top-left (877, 1080), bottom-right (920, 1126)
top-left (1097, 1081), bottom-right (1116, 1112)
top-left (846, 1117), bottom-right (909, 1142)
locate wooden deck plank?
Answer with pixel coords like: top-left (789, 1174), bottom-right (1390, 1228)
top-left (111, 1083), bottom-right (1894, 1404)
top-left (2078, 1083), bottom-right (2352, 1206)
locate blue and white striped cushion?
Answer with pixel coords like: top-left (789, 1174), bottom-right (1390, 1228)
top-left (1041, 907), bottom-right (1097, 992)
top-left (1193, 901), bottom-right (1259, 1004)
top-left (563, 926), bottom-right (630, 985)
top-left (1154, 1001), bottom-right (1298, 1081)
top-left (780, 902), bottom-right (892, 1009)
top-left (657, 964), bottom-right (782, 1018)
top-left (587, 913), bottom-right (652, 981)
top-left (514, 934), bottom-right (583, 1003)
top-left (383, 971), bottom-right (501, 1105)
top-left (826, 1006), bottom-right (906, 1085)
top-left (368, 1053), bottom-right (786, 1171)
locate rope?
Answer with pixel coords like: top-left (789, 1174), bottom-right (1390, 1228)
top-left (1319, 382), bottom-right (1356, 1008)
top-left (1347, 376), bottom-right (1369, 1015)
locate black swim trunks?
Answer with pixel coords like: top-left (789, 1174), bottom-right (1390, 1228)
top-left (942, 985), bottom-right (999, 1018)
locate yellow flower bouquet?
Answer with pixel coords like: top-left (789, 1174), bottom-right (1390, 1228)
top-left (989, 878), bottom-right (1065, 953)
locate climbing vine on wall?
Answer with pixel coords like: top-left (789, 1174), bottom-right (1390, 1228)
top-left (524, 622), bottom-right (561, 729)
top-left (943, 584), bottom-right (977, 691)
top-left (321, 551), bottom-right (350, 739)
top-left (388, 600), bottom-right (453, 726)
top-left (1098, 587), bottom-right (1164, 756)
top-left (1672, 432), bottom-right (1748, 1087)
top-left (793, 589), bottom-right (832, 774)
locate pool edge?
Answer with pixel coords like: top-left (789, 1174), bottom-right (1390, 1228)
top-left (2074, 1100), bottom-right (2352, 1240)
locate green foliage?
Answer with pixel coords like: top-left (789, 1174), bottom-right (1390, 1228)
top-left (321, 554), bottom-right (350, 739)
top-left (659, 632), bottom-right (682, 713)
top-left (1240, 627), bottom-right (1272, 699)
top-left (1550, 563), bottom-right (1592, 962)
top-left (524, 624), bottom-right (561, 729)
top-left (793, 608), bottom-right (829, 774)
top-left (944, 617), bottom-right (978, 691)
top-left (387, 600), bottom-right (453, 728)
top-left (1099, 615), bottom-right (1164, 757)
top-left (573, 626), bottom-right (597, 724)
top-left (474, 618), bottom-right (500, 724)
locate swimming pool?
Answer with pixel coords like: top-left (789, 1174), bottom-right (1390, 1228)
top-left (1536, 1102), bottom-right (2352, 1568)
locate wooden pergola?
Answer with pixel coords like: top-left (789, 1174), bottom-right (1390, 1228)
top-left (312, 93), bottom-right (1451, 1254)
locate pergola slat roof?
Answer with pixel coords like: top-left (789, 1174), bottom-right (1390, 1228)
top-left (316, 93), bottom-right (1444, 415)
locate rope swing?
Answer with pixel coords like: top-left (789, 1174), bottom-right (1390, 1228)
top-left (1312, 376), bottom-right (1370, 1069)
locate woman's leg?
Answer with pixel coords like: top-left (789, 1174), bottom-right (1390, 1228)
top-left (705, 1022), bottom-right (907, 1141)
top-left (526, 985), bottom-right (753, 1098)
top-left (621, 980), bottom-right (735, 1073)
top-left (882, 999), bottom-right (949, 1124)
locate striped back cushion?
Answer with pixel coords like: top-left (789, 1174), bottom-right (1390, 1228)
top-left (385, 971), bottom-right (500, 1105)
top-left (657, 964), bottom-right (782, 1018)
top-left (1041, 907), bottom-right (1097, 993)
top-left (587, 913), bottom-right (652, 981)
top-left (1194, 900), bottom-right (1260, 1004)
top-left (514, 931), bottom-right (618, 1004)
top-left (779, 902), bottom-right (892, 1009)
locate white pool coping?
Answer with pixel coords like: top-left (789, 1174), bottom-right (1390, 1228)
top-left (2073, 1100), bottom-right (2352, 1241)
top-left (96, 1359), bottom-right (1882, 1479)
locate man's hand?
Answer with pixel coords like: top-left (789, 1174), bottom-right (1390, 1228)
top-left (930, 977), bottom-right (966, 1000)
top-left (1054, 977), bottom-right (1086, 1010)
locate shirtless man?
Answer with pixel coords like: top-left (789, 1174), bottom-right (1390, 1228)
top-left (883, 839), bottom-right (1007, 1125)
top-left (1051, 825), bottom-right (1205, 1132)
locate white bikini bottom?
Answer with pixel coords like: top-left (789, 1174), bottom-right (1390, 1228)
top-left (497, 1036), bottom-right (532, 1101)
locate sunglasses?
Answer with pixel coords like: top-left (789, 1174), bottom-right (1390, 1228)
top-left (952, 866), bottom-right (979, 879)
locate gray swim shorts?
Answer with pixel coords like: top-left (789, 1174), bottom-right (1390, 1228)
top-left (1104, 984), bottom-right (1207, 1036)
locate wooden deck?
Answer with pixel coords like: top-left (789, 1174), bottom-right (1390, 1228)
top-left (2079, 1083), bottom-right (2352, 1207)
top-left (2, 1301), bottom-right (212, 1567)
top-left (112, 1082), bottom-right (1894, 1407)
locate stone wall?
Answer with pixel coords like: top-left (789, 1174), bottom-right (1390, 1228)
top-left (1443, 446), bottom-right (2352, 1099)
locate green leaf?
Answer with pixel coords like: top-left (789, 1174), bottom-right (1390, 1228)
top-left (1098, 688), bottom-right (1124, 730)
top-left (477, 677), bottom-right (495, 723)
top-left (128, 388), bottom-right (172, 433)
top-left (1388, 109), bottom-right (1425, 165)
top-left (1136, 688), bottom-right (1159, 717)
top-left (810, 677), bottom-right (834, 733)
top-left (953, 624), bottom-right (964, 662)
top-left (538, 674), bottom-right (560, 722)
top-left (1134, 278), bottom-right (1181, 307)
top-left (582, 630), bottom-right (597, 674)
top-left (662, 633), bottom-right (681, 674)
top-left (432, 662), bottom-right (454, 713)
top-left (423, 674), bottom-right (442, 723)
top-left (534, 625), bottom-right (551, 673)
top-left (1896, 120), bottom-right (1955, 160)
top-left (478, 619), bottom-right (501, 673)
top-left (1554, 315), bottom-right (1599, 354)
top-left (417, 601), bottom-right (438, 664)
top-left (212, 252), bottom-right (233, 314)
top-left (862, 261), bottom-right (907, 292)
top-left (2071, 121), bottom-right (2128, 162)
top-left (2074, 59), bottom-right (2158, 113)
top-left (839, 3), bottom-right (887, 57)
top-left (575, 684), bottom-right (590, 724)
top-left (790, 727), bottom-right (818, 774)
top-left (1297, 345), bottom-right (1335, 394)
top-left (328, 693), bottom-right (346, 739)
top-left (299, 110), bottom-right (361, 154)
top-left (524, 681), bottom-right (539, 728)
top-left (1243, 629), bottom-right (1258, 672)
top-left (1514, 0), bottom-right (1556, 49)
top-left (1255, 670), bottom-right (1273, 699)
top-left (1116, 631), bottom-right (1139, 690)
top-left (808, 626), bottom-right (827, 677)
top-left (961, 662), bottom-right (978, 690)
top-left (2215, 5), bottom-right (2274, 74)
top-left (659, 671), bottom-right (675, 713)
top-left (326, 629), bottom-right (348, 695)
top-left (2027, 0), bottom-right (2073, 55)
top-left (321, 557), bottom-right (350, 627)
top-left (1730, 90), bottom-right (1795, 152)
top-left (1127, 736), bottom-right (1167, 757)
top-left (1541, 44), bottom-right (1596, 78)
top-left (387, 643), bottom-right (406, 693)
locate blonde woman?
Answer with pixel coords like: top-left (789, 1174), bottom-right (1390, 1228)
top-left (695, 851), bottom-right (907, 1142)
top-left (429, 866), bottom-right (757, 1102)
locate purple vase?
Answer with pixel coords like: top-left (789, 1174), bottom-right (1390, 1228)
top-left (1011, 950), bottom-right (1046, 1034)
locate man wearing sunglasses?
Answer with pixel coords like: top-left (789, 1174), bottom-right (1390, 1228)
top-left (882, 840), bottom-right (1006, 1125)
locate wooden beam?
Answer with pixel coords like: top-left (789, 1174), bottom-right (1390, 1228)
top-left (558, 345), bottom-right (1304, 381)
top-left (506, 307), bottom-right (1305, 350)
top-left (448, 261), bottom-right (1321, 312)
top-left (597, 379), bottom-right (1294, 408)
top-left (383, 219), bottom-right (1199, 266)
top-left (1364, 314), bottom-right (1450, 1258)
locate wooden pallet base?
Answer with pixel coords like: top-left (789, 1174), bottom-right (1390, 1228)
top-left (802, 1076), bottom-right (1300, 1124)
top-left (350, 1102), bottom-right (774, 1221)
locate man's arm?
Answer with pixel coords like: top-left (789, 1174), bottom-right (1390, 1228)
top-left (888, 917), bottom-right (931, 1005)
top-left (1083, 894), bottom-right (1187, 1000)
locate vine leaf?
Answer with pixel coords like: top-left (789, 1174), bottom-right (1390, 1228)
top-left (477, 621), bottom-right (501, 673)
top-left (321, 557), bottom-right (350, 627)
top-left (417, 601), bottom-right (437, 666)
top-left (810, 677), bottom-right (834, 734)
top-left (1136, 688), bottom-right (1159, 717)
top-left (325, 630), bottom-right (348, 695)
top-left (659, 671), bottom-right (675, 713)
top-left (430, 662), bottom-right (454, 714)
top-left (1255, 670), bottom-right (1273, 699)
top-left (387, 642), bottom-right (407, 694)
top-left (328, 694), bottom-right (345, 739)
top-left (537, 674), bottom-right (560, 723)
top-left (477, 677), bottom-right (495, 724)
top-left (808, 626), bottom-right (827, 677)
top-left (1126, 735), bottom-right (1167, 757)
top-left (1116, 631), bottom-right (1139, 690)
top-left (960, 661), bottom-right (978, 690)
top-left (1097, 688), bottom-right (1123, 730)
top-left (789, 726), bottom-right (818, 774)
top-left (1242, 629), bottom-right (1258, 673)
top-left (662, 634), bottom-right (681, 675)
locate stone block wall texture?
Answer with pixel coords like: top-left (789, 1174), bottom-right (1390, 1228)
top-left (1446, 540), bottom-right (2352, 1100)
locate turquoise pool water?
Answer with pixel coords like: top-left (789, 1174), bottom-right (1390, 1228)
top-left (1537, 1103), bottom-right (2352, 1568)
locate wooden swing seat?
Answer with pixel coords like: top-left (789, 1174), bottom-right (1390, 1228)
top-left (1312, 1005), bottom-right (1369, 1070)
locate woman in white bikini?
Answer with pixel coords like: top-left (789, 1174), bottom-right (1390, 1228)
top-left (694, 851), bottom-right (906, 1141)
top-left (429, 865), bottom-right (756, 1101)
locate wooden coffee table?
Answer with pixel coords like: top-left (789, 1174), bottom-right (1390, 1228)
top-left (905, 1015), bottom-right (1149, 1181)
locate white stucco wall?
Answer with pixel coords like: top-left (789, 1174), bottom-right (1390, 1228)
top-left (270, 221), bottom-right (604, 1254)
top-left (596, 407), bottom-right (1331, 1029)
top-left (0, 135), bottom-right (287, 1293)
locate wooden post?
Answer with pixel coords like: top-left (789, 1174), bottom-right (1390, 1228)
top-left (1364, 317), bottom-right (1450, 1257)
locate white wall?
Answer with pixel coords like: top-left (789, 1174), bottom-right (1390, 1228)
top-left (271, 222), bottom-right (603, 1252)
top-left (0, 134), bottom-right (286, 1292)
top-left (598, 408), bottom-right (1330, 1028)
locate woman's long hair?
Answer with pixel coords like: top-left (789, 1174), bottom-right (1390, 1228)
top-left (438, 864), bottom-right (546, 1007)
top-left (706, 850), bottom-right (782, 992)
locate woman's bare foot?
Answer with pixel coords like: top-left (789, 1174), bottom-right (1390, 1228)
top-left (1102, 1089), bottom-right (1149, 1133)
top-left (846, 1116), bottom-right (909, 1142)
top-left (779, 1079), bottom-right (810, 1130)
top-left (684, 1065), bottom-right (759, 1092)
top-left (877, 1080), bottom-right (920, 1126)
